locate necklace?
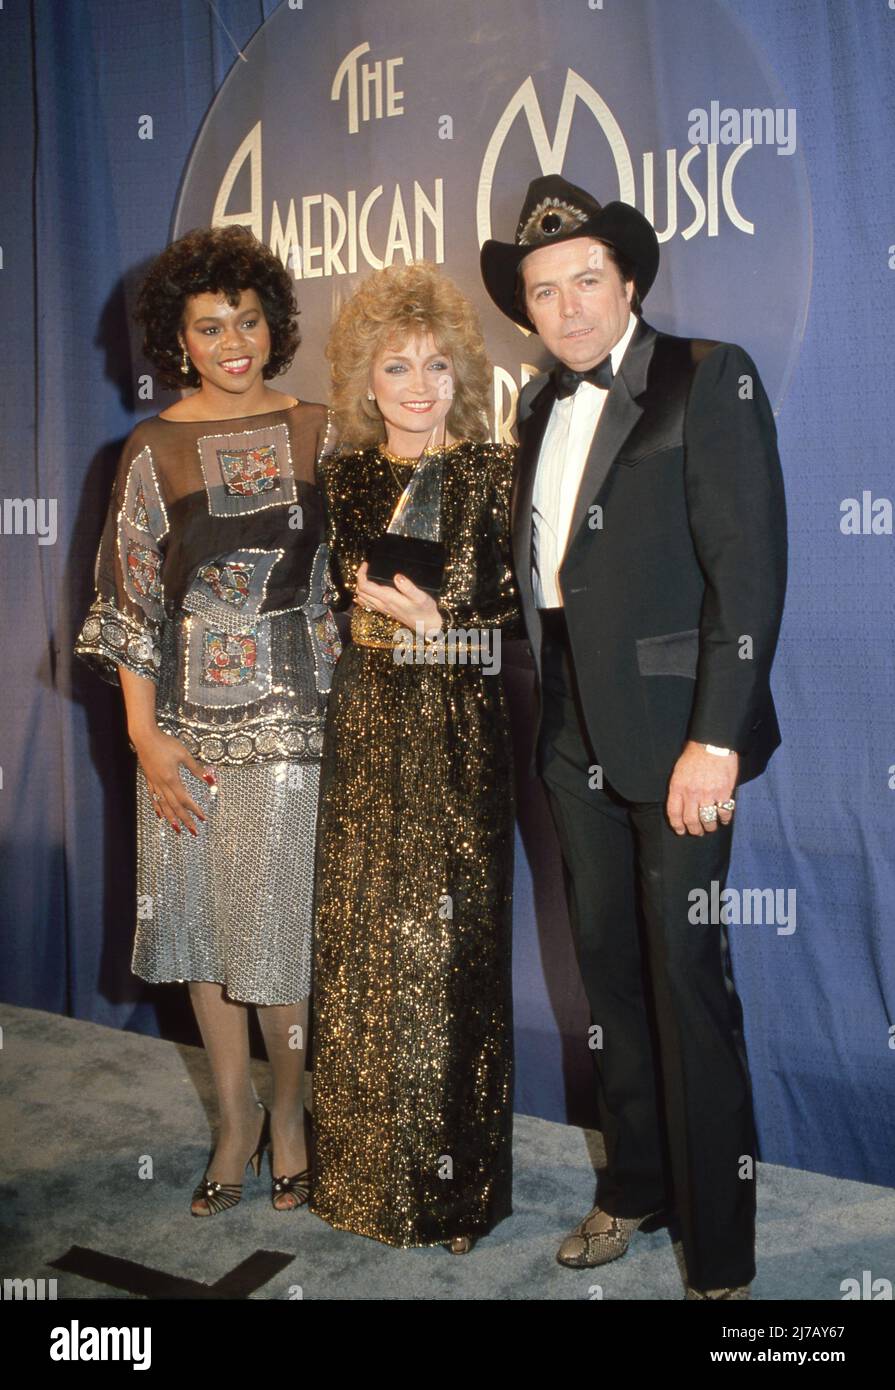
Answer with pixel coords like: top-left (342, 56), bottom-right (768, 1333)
top-left (378, 439), bottom-right (464, 488)
top-left (379, 444), bottom-right (418, 489)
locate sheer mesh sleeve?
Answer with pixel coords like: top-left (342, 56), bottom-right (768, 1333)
top-left (316, 406), bottom-right (339, 464)
top-left (74, 435), bottom-right (168, 686)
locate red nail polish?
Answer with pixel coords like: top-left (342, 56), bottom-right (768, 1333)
top-left (173, 824), bottom-right (181, 834)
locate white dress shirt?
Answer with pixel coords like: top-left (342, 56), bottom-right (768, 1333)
top-left (532, 311), bottom-right (638, 608)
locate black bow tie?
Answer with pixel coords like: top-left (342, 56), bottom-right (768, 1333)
top-left (552, 357), bottom-right (614, 399)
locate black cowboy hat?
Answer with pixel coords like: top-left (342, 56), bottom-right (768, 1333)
top-left (480, 174), bottom-right (660, 330)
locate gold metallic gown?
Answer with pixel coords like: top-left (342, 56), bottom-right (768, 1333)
top-left (310, 439), bottom-right (522, 1247)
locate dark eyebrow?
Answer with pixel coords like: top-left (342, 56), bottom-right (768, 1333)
top-left (191, 311), bottom-right (258, 324)
top-left (529, 268), bottom-right (603, 292)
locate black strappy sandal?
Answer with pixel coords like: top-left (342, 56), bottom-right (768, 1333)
top-left (271, 1107), bottom-right (312, 1211)
top-left (191, 1103), bottom-right (270, 1217)
top-left (271, 1167), bottom-right (311, 1211)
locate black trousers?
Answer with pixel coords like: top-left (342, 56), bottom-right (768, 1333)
top-left (537, 608), bottom-right (757, 1290)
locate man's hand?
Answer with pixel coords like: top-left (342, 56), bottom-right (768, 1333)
top-left (666, 740), bottom-right (739, 837)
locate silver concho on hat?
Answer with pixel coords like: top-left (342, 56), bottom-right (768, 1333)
top-left (517, 197), bottom-right (589, 247)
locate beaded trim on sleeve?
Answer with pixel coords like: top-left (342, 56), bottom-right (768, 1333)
top-left (75, 597), bottom-right (162, 684)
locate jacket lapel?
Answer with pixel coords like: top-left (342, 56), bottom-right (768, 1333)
top-left (562, 319), bottom-right (656, 548)
top-left (509, 321), bottom-right (657, 683)
top-left (511, 379), bottom-right (554, 624)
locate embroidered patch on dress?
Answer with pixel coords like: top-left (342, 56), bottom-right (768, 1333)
top-left (132, 482), bottom-right (150, 532)
top-left (218, 444), bottom-right (280, 498)
top-left (314, 610), bottom-right (342, 665)
top-left (198, 423), bottom-right (297, 517)
top-left (182, 548), bottom-right (284, 631)
top-left (183, 612), bottom-right (273, 708)
top-left (117, 446), bottom-right (167, 620)
top-left (202, 630), bottom-right (257, 686)
top-left (122, 445), bottom-right (167, 538)
top-left (304, 605), bottom-right (342, 696)
top-left (198, 560), bottom-right (255, 607)
top-left (126, 539), bottom-right (162, 602)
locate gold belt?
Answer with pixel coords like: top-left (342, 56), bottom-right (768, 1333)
top-left (350, 604), bottom-right (403, 649)
top-left (350, 604), bottom-right (488, 654)
top-left (353, 636), bottom-right (403, 650)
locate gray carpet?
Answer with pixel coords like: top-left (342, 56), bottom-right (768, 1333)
top-left (2, 1003), bottom-right (892, 1301)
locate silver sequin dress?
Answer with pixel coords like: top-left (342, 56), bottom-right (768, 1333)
top-left (75, 401), bottom-right (341, 1005)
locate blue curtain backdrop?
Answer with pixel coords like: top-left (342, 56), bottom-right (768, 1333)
top-left (1, 0), bottom-right (893, 1189)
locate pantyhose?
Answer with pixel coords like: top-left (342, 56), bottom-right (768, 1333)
top-left (188, 982), bottom-right (309, 1213)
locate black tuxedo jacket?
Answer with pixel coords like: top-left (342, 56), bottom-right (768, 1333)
top-left (513, 317), bottom-right (787, 802)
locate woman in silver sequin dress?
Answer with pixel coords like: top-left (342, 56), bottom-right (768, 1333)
top-left (75, 227), bottom-right (341, 1215)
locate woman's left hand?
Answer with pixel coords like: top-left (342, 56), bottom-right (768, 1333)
top-left (354, 561), bottom-right (443, 636)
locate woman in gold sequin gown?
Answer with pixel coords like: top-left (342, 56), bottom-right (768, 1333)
top-left (310, 262), bottom-right (522, 1250)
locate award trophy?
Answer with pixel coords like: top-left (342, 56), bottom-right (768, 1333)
top-left (366, 447), bottom-right (447, 596)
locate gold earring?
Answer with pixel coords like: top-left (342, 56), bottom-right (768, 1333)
top-left (180, 349), bottom-right (190, 376)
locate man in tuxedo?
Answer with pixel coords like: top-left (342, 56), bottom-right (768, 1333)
top-left (481, 175), bottom-right (787, 1298)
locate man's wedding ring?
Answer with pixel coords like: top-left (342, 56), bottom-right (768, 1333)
top-left (698, 804), bottom-right (718, 824)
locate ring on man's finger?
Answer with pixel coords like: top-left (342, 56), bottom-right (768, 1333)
top-left (718, 799), bottom-right (736, 813)
top-left (697, 803), bottom-right (718, 824)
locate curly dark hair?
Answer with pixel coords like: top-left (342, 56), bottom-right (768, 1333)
top-left (134, 226), bottom-right (301, 389)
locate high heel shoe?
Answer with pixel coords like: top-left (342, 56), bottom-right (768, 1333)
top-left (271, 1168), bottom-right (311, 1211)
top-left (191, 1102), bottom-right (270, 1217)
top-left (270, 1108), bottom-right (312, 1212)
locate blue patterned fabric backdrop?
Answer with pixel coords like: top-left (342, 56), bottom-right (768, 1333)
top-left (1, 0), bottom-right (893, 1187)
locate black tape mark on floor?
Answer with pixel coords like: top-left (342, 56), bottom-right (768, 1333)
top-left (48, 1246), bottom-right (295, 1299)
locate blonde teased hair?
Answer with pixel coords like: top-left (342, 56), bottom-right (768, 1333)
top-left (325, 260), bottom-right (492, 448)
